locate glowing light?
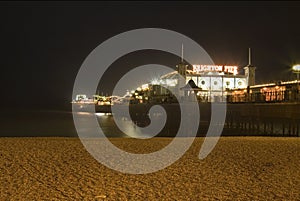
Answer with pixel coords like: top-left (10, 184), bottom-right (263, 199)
top-left (95, 113), bottom-right (106, 116)
top-left (166, 79), bottom-right (176, 87)
top-left (192, 65), bottom-right (238, 74)
top-left (292, 64), bottom-right (300, 71)
top-left (281, 80), bottom-right (300, 85)
top-left (142, 84), bottom-right (149, 90)
top-left (224, 66), bottom-right (238, 75)
top-left (252, 83), bottom-right (275, 88)
top-left (293, 64), bottom-right (300, 80)
top-left (151, 79), bottom-right (160, 85)
top-left (75, 94), bottom-right (88, 101)
top-left (76, 112), bottom-right (93, 116)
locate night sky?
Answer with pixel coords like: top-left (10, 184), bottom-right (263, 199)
top-left (1, 1), bottom-right (300, 111)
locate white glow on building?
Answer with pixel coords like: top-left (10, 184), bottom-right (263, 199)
top-left (166, 79), bottom-right (177, 87)
top-left (151, 79), bottom-right (160, 85)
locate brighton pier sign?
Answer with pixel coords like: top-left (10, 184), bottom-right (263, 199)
top-left (192, 64), bottom-right (238, 75)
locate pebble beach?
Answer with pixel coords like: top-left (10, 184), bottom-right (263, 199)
top-left (1, 137), bottom-right (299, 200)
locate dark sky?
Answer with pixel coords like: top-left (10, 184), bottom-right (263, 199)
top-left (1, 1), bottom-right (300, 111)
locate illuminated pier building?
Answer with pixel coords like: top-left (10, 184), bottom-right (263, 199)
top-left (160, 62), bottom-right (250, 102)
top-left (130, 48), bottom-right (300, 104)
top-left (133, 49), bottom-right (256, 103)
top-left (83, 48), bottom-right (299, 105)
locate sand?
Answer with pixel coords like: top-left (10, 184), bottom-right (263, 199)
top-left (0, 137), bottom-right (299, 200)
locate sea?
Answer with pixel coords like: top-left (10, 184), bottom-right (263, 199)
top-left (2, 107), bottom-right (297, 137)
top-left (0, 109), bottom-right (129, 138)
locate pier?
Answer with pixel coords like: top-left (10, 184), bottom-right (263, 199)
top-left (94, 102), bottom-right (300, 137)
top-left (223, 102), bottom-right (300, 136)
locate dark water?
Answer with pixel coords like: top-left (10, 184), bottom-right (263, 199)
top-left (0, 110), bottom-right (76, 137)
top-left (0, 107), bottom-right (211, 137)
top-left (0, 109), bottom-right (188, 137)
top-left (3, 106), bottom-right (295, 137)
top-left (0, 110), bottom-right (130, 137)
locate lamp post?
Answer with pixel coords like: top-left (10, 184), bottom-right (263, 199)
top-left (292, 64), bottom-right (300, 81)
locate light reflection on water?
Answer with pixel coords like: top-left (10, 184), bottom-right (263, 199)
top-left (96, 113), bottom-right (154, 138)
top-left (0, 110), bottom-right (130, 137)
top-left (0, 110), bottom-right (174, 138)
